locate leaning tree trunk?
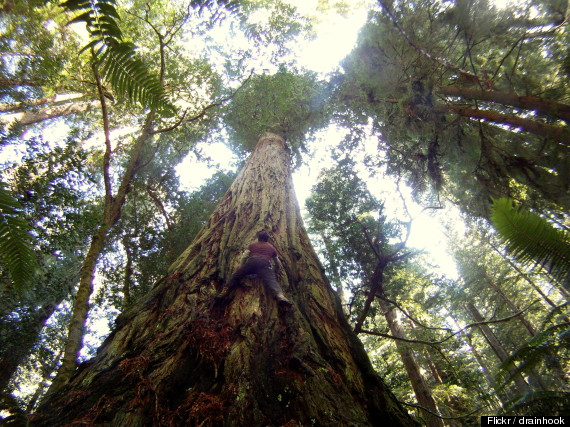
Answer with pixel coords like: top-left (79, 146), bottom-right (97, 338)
top-left (31, 134), bottom-right (414, 426)
top-left (465, 302), bottom-right (530, 395)
top-left (379, 299), bottom-right (444, 427)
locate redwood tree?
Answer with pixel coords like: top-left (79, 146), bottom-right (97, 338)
top-left (31, 134), bottom-right (414, 426)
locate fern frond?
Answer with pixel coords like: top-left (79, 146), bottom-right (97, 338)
top-left (496, 323), bottom-right (570, 389)
top-left (62, 0), bottom-right (247, 114)
top-left (0, 182), bottom-right (37, 293)
top-left (504, 391), bottom-right (570, 416)
top-left (61, 0), bottom-right (175, 115)
top-left (490, 198), bottom-right (570, 289)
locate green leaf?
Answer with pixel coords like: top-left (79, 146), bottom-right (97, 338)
top-left (0, 182), bottom-right (37, 293)
top-left (490, 198), bottom-right (570, 290)
top-left (60, 0), bottom-right (174, 115)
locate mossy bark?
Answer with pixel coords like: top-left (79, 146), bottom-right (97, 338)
top-left (32, 134), bottom-right (415, 426)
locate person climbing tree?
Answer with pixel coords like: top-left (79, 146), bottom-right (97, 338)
top-left (31, 134), bottom-right (414, 426)
top-left (220, 230), bottom-right (292, 307)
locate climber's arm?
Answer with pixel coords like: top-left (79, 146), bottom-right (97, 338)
top-left (239, 249), bottom-right (250, 267)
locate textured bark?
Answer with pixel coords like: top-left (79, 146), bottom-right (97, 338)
top-left (32, 134), bottom-right (415, 426)
top-left (379, 299), bottom-right (444, 427)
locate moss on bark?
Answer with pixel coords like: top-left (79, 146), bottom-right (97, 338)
top-left (32, 134), bottom-right (415, 426)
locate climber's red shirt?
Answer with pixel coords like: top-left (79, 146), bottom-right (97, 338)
top-left (248, 241), bottom-right (278, 259)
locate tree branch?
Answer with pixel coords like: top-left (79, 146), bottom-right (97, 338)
top-left (146, 186), bottom-right (172, 229)
top-left (438, 85), bottom-right (570, 123)
top-left (377, 294), bottom-right (452, 332)
top-left (152, 71), bottom-right (254, 134)
top-left (360, 300), bottom-right (541, 345)
top-left (91, 55), bottom-right (114, 218)
top-left (433, 103), bottom-right (570, 143)
top-left (356, 216), bottom-right (382, 261)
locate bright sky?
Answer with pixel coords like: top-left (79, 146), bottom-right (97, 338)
top-left (176, 1), bottom-right (370, 186)
top-left (176, 1), bottom-right (460, 278)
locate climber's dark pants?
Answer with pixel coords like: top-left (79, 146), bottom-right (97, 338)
top-left (226, 256), bottom-right (283, 297)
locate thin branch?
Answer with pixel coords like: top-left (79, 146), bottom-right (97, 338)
top-left (91, 54), bottom-right (114, 218)
top-left (377, 294), bottom-right (452, 332)
top-left (360, 300), bottom-right (540, 345)
top-left (152, 71), bottom-right (254, 134)
top-left (492, 36), bottom-right (524, 82)
top-left (361, 329), bottom-right (442, 345)
top-left (396, 184), bottom-right (413, 220)
top-left (356, 216), bottom-right (382, 261)
top-left (146, 186), bottom-right (172, 229)
top-left (153, 109), bottom-right (189, 134)
top-left (353, 266), bottom-right (385, 334)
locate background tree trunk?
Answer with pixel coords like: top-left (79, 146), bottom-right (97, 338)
top-left (379, 299), bottom-right (444, 427)
top-left (31, 134), bottom-right (414, 426)
top-left (465, 303), bottom-right (530, 395)
top-left (0, 303), bottom-right (56, 391)
top-left (0, 100), bottom-right (99, 128)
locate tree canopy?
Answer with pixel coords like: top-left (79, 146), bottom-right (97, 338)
top-left (1, 0), bottom-right (569, 423)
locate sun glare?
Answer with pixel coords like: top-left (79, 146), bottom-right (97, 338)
top-left (295, 1), bottom-right (370, 73)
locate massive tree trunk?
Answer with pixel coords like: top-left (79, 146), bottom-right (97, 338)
top-left (31, 134), bottom-right (414, 426)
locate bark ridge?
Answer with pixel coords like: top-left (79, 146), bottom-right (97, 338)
top-left (32, 134), bottom-right (414, 426)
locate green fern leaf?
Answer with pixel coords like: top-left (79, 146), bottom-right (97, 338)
top-left (0, 182), bottom-right (37, 293)
top-left (62, 0), bottom-right (247, 115)
top-left (496, 322), bottom-right (570, 393)
top-left (61, 0), bottom-right (175, 115)
top-left (490, 198), bottom-right (570, 289)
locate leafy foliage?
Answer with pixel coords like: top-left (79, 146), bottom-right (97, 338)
top-left (0, 182), bottom-right (37, 293)
top-left (498, 323), bottom-right (570, 385)
top-left (224, 69), bottom-right (331, 162)
top-left (490, 197), bottom-right (570, 289)
top-left (61, 0), bottom-right (175, 113)
top-left (337, 0), bottom-right (570, 217)
top-left (497, 322), bottom-right (570, 415)
top-left (60, 0), bottom-right (246, 114)
top-left (0, 132), bottom-right (101, 399)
